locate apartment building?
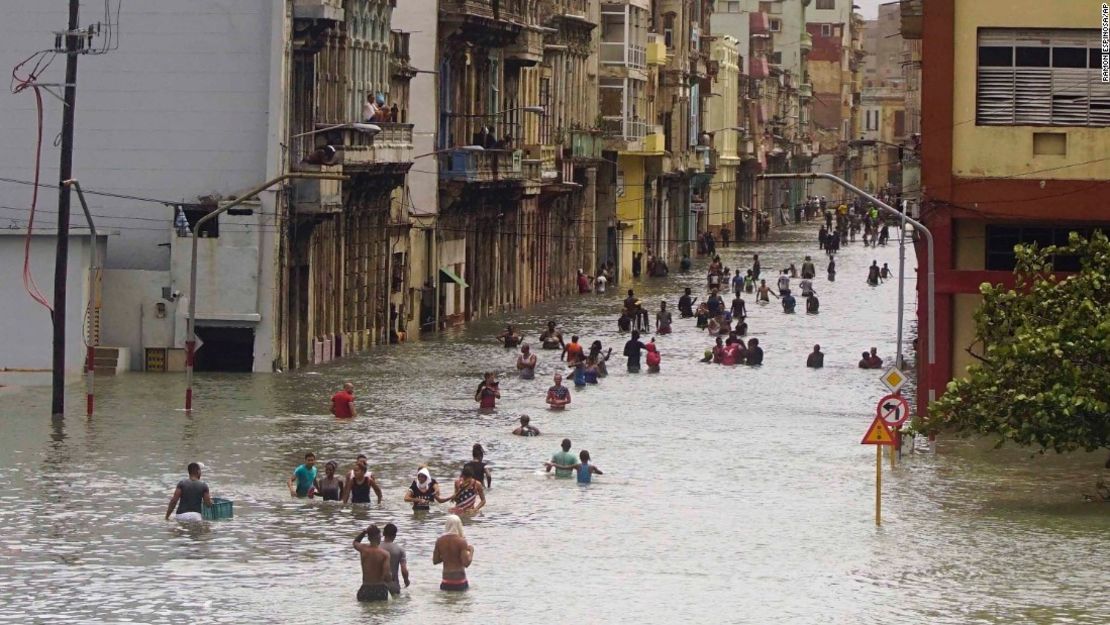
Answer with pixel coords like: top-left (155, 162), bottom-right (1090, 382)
top-left (914, 0), bottom-right (1110, 410)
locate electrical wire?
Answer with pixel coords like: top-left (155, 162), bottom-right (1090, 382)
top-left (10, 50), bottom-right (58, 313)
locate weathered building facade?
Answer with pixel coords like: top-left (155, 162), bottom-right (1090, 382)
top-left (281, 0), bottom-right (416, 369)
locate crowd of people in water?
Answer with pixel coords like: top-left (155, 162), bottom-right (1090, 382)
top-left (164, 200), bottom-right (902, 603)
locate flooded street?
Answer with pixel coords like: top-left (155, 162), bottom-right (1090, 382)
top-left (1, 222), bottom-right (1107, 625)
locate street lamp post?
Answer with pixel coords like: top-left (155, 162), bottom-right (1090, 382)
top-left (758, 172), bottom-right (936, 413)
top-left (184, 173), bottom-right (347, 412)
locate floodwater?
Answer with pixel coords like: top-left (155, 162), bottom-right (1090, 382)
top-left (1, 222), bottom-right (1107, 625)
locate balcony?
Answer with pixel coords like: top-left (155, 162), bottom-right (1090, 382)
top-left (292, 0), bottom-right (343, 22)
top-left (506, 28), bottom-right (544, 65)
top-left (749, 57), bottom-right (770, 79)
top-left (798, 83), bottom-right (813, 100)
top-left (601, 42), bottom-right (647, 70)
top-left (900, 0), bottom-right (923, 39)
top-left (740, 138), bottom-right (757, 160)
top-left (647, 33), bottom-right (667, 65)
top-left (699, 146), bottom-right (719, 173)
top-left (750, 11), bottom-right (770, 36)
top-left (568, 129), bottom-right (603, 161)
top-left (292, 165), bottom-right (343, 214)
top-left (440, 0), bottom-right (524, 42)
top-left (643, 125), bottom-right (665, 153)
top-left (601, 117), bottom-right (647, 142)
top-left (548, 0), bottom-right (591, 24)
top-left (524, 144), bottom-right (559, 181)
top-left (338, 123), bottom-right (415, 170)
top-left (438, 148), bottom-right (524, 184)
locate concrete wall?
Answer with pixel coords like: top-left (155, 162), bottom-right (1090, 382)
top-left (0, 231), bottom-right (106, 373)
top-left (100, 268), bottom-right (176, 370)
top-left (0, 0), bottom-right (275, 271)
top-left (393, 0), bottom-right (438, 220)
top-left (951, 0), bottom-right (1110, 181)
top-left (440, 236), bottom-right (466, 319)
top-left (169, 211), bottom-right (261, 321)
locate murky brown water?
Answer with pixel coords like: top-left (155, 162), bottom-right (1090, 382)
top-left (1, 222), bottom-right (1107, 625)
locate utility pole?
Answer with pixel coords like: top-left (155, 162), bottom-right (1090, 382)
top-left (51, 0), bottom-right (81, 417)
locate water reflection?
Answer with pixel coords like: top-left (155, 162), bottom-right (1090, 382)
top-left (0, 223), bottom-right (1107, 624)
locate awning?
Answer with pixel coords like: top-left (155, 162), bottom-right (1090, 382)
top-left (439, 268), bottom-right (468, 288)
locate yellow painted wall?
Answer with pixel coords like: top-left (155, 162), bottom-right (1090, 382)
top-left (616, 155), bottom-right (646, 283)
top-left (952, 0), bottom-right (1110, 180)
top-left (953, 219), bottom-right (986, 271)
top-left (952, 293), bottom-right (981, 377)
top-left (709, 164), bottom-right (737, 228)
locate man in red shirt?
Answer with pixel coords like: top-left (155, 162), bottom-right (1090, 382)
top-left (331, 382), bottom-right (356, 418)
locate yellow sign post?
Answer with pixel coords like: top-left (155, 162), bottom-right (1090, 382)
top-left (861, 416), bottom-right (895, 525)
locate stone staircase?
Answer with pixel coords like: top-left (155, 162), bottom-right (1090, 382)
top-left (90, 346), bottom-right (129, 375)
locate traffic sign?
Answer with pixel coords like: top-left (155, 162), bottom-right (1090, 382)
top-left (879, 366), bottom-right (906, 393)
top-left (876, 393), bottom-right (911, 427)
top-left (861, 416), bottom-right (895, 446)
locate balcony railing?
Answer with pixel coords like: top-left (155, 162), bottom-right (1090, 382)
top-left (601, 117), bottom-right (647, 141)
top-left (568, 129), bottom-right (603, 160)
top-left (647, 33), bottom-right (666, 65)
top-left (441, 0), bottom-right (523, 24)
top-left (900, 0), bottom-right (923, 39)
top-left (601, 42), bottom-right (647, 69)
top-left (340, 122), bottom-right (414, 167)
top-left (506, 28), bottom-right (544, 64)
top-left (549, 0), bottom-right (590, 20)
top-left (292, 0), bottom-right (343, 21)
top-left (438, 148), bottom-right (524, 183)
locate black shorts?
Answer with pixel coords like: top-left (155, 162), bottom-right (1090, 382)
top-left (357, 584), bottom-right (389, 602)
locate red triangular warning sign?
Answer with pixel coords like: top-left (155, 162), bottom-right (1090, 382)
top-left (861, 416), bottom-right (895, 446)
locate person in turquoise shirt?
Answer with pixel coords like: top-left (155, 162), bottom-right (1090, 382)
top-left (287, 452), bottom-right (318, 497)
top-left (544, 439), bottom-right (577, 479)
top-left (548, 449), bottom-right (604, 484)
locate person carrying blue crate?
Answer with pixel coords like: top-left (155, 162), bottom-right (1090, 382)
top-left (165, 462), bottom-right (213, 523)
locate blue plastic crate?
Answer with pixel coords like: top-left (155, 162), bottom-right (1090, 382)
top-left (202, 497), bottom-right (233, 520)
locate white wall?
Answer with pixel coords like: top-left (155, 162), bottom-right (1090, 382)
top-left (0, 0), bottom-right (274, 271)
top-left (0, 231), bottom-right (106, 373)
top-left (100, 268), bottom-right (175, 370)
top-left (392, 0), bottom-right (438, 219)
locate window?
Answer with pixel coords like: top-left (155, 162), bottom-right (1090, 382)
top-left (769, 51), bottom-right (782, 65)
top-left (664, 14), bottom-right (675, 48)
top-left (816, 0), bottom-right (835, 9)
top-left (976, 28), bottom-right (1110, 126)
top-left (865, 109), bottom-right (879, 131)
top-left (894, 110), bottom-right (906, 136)
top-left (720, 1), bottom-right (741, 12)
top-left (392, 252), bottom-right (406, 293)
top-left (820, 24), bottom-right (832, 37)
top-left (769, 18), bottom-right (781, 32)
top-left (985, 225), bottom-right (1097, 271)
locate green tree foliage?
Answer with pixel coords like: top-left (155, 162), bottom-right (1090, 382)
top-left (929, 231), bottom-right (1110, 453)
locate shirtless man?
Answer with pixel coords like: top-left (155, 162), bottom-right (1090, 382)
top-left (433, 515), bottom-right (474, 592)
top-left (353, 524), bottom-right (393, 602)
top-left (516, 344), bottom-right (537, 379)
